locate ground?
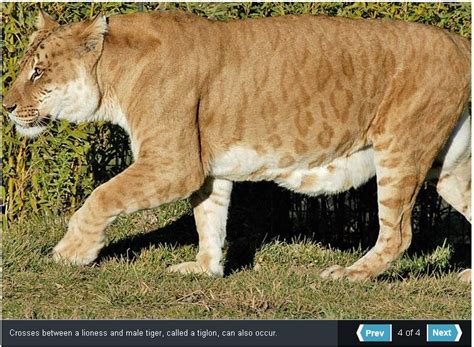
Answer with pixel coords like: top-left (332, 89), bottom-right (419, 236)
top-left (2, 201), bottom-right (470, 319)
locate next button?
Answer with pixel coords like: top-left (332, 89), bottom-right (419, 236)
top-left (427, 324), bottom-right (462, 342)
top-left (357, 324), bottom-right (392, 342)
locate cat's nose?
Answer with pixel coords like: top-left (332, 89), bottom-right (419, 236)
top-left (3, 103), bottom-right (17, 113)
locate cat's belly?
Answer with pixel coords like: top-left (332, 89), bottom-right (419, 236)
top-left (210, 146), bottom-right (376, 195)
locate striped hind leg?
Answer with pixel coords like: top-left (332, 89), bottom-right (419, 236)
top-left (321, 149), bottom-right (424, 281)
top-left (321, 95), bottom-right (468, 281)
top-left (437, 160), bottom-right (472, 283)
top-left (434, 110), bottom-right (471, 282)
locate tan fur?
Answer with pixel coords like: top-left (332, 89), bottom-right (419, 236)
top-left (4, 11), bottom-right (471, 281)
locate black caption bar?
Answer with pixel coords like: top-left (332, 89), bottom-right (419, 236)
top-left (2, 320), bottom-right (336, 346)
top-left (1, 319), bottom-right (470, 346)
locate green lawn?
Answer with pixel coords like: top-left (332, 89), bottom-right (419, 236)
top-left (3, 202), bottom-right (470, 319)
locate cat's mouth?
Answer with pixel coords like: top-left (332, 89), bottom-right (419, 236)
top-left (9, 110), bottom-right (52, 128)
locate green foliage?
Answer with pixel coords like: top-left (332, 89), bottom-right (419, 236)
top-left (2, 2), bottom-right (471, 222)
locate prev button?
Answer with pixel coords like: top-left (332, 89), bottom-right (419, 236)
top-left (427, 324), bottom-right (462, 342)
top-left (356, 324), bottom-right (392, 342)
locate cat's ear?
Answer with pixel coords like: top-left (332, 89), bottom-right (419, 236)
top-left (79, 14), bottom-right (108, 53)
top-left (36, 10), bottom-right (59, 31)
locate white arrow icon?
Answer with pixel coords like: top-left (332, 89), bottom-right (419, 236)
top-left (455, 324), bottom-right (462, 342)
top-left (356, 325), bottom-right (363, 342)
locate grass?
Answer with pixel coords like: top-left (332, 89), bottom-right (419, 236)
top-left (3, 202), bottom-right (471, 320)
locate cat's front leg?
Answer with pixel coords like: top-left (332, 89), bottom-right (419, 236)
top-left (53, 159), bottom-right (203, 265)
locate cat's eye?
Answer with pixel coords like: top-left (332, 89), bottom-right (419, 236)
top-left (30, 68), bottom-right (43, 82)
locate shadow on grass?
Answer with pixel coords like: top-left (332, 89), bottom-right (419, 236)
top-left (96, 213), bottom-right (266, 276)
top-left (97, 214), bottom-right (198, 263)
top-left (98, 181), bottom-right (471, 278)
